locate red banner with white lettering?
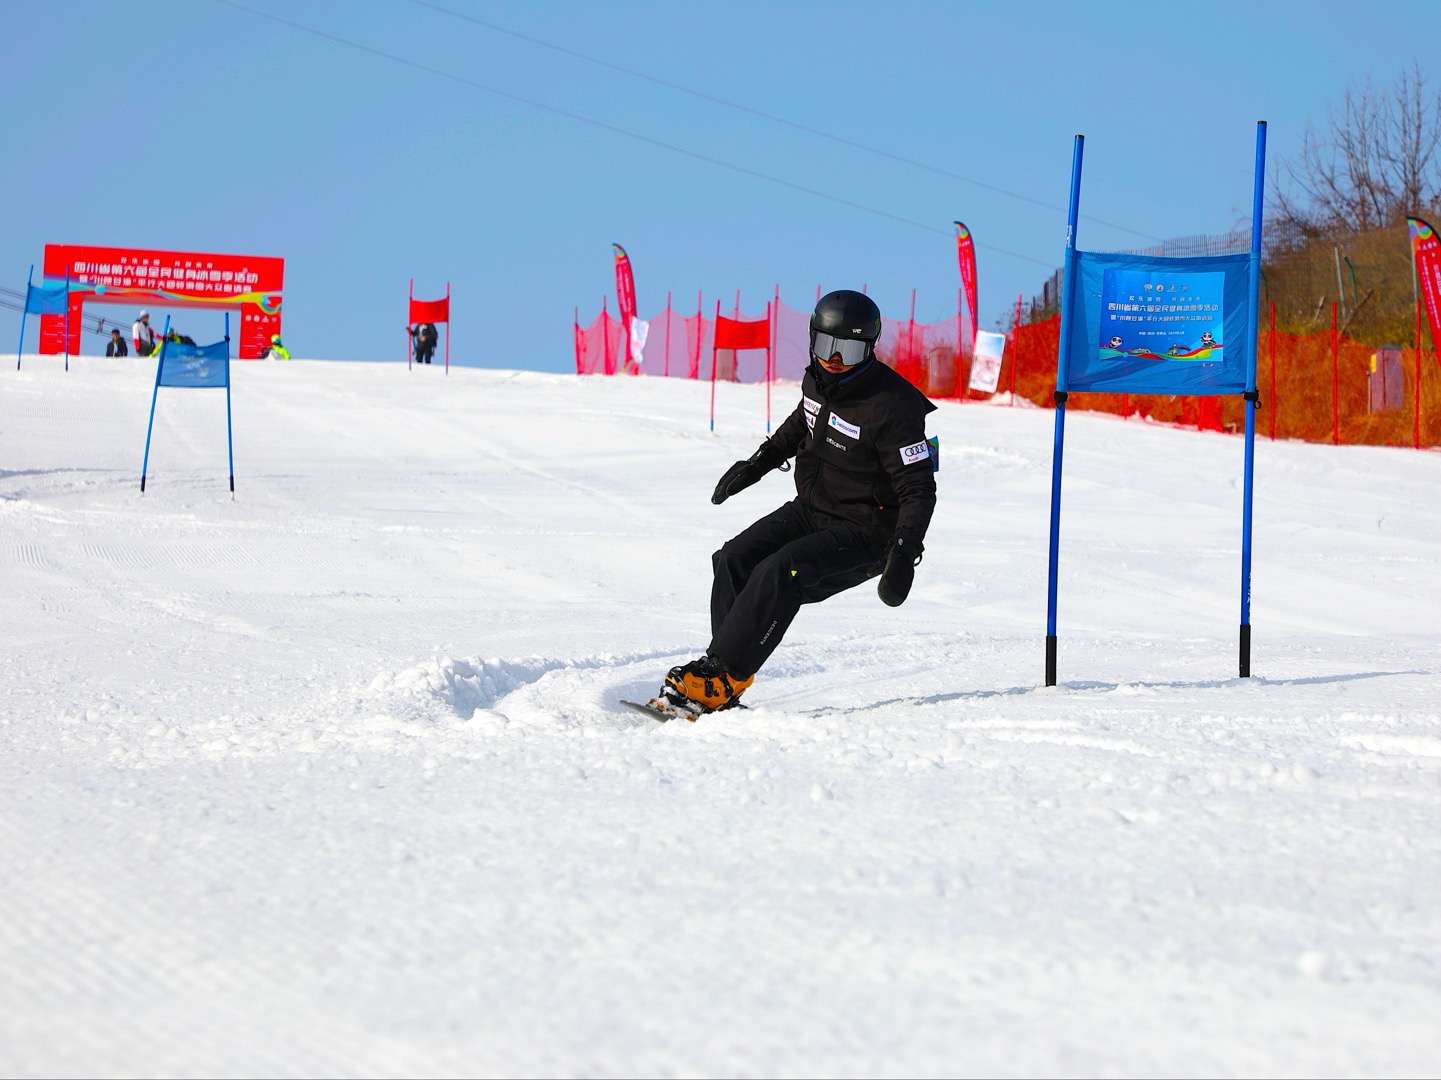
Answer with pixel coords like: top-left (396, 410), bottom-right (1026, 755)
top-left (954, 222), bottom-right (978, 344)
top-left (1408, 217), bottom-right (1441, 354)
top-left (42, 243), bottom-right (283, 359)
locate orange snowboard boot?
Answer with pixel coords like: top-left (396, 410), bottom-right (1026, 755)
top-left (659, 655), bottom-right (754, 715)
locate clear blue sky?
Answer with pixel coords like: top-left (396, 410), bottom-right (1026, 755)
top-left (4, 0), bottom-right (1438, 370)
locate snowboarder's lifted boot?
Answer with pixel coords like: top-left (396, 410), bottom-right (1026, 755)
top-left (661, 655), bottom-right (754, 715)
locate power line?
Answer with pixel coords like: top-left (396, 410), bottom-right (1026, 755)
top-left (410, 0), bottom-right (1164, 245)
top-left (210, 0), bottom-right (1058, 270)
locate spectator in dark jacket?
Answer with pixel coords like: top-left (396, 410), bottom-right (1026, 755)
top-left (105, 329), bottom-right (128, 356)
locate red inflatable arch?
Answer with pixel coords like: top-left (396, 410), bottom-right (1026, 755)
top-left (41, 243), bottom-right (284, 359)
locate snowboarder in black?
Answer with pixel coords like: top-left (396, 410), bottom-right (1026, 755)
top-left (658, 289), bottom-right (937, 716)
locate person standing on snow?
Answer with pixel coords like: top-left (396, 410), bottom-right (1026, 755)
top-left (132, 310), bottom-right (156, 357)
top-left (265, 334), bottom-right (290, 360)
top-left (656, 289), bottom-right (937, 716)
top-left (411, 322), bottom-right (438, 364)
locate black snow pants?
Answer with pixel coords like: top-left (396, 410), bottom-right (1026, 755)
top-left (708, 499), bottom-right (888, 680)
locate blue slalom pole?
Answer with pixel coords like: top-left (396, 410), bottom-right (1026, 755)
top-left (16, 264), bottom-right (32, 370)
top-left (1239, 120), bottom-right (1267, 678)
top-left (140, 317), bottom-right (172, 493)
top-left (225, 313), bottom-right (235, 497)
top-left (1045, 134), bottom-right (1084, 687)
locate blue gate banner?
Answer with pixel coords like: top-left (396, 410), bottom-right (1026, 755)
top-left (158, 340), bottom-right (229, 388)
top-left (1061, 250), bottom-right (1253, 395)
top-left (24, 281), bottom-right (68, 316)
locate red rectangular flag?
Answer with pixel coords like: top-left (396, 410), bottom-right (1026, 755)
top-left (410, 296), bottom-right (449, 323)
top-left (1408, 216), bottom-right (1441, 356)
top-left (954, 221), bottom-right (978, 344)
top-left (714, 315), bottom-right (770, 350)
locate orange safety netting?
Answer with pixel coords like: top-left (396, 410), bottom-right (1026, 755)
top-left (1009, 311), bottom-right (1441, 448)
top-left (576, 298), bottom-right (1441, 449)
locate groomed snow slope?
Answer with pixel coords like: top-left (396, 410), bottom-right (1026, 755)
top-left (2, 356), bottom-right (1438, 1077)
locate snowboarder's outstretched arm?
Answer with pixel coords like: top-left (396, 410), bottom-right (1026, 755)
top-left (711, 402), bottom-right (807, 505)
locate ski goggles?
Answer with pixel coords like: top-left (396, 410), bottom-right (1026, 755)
top-left (810, 330), bottom-right (870, 367)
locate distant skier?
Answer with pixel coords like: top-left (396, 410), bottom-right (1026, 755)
top-left (654, 289), bottom-right (937, 716)
top-left (264, 334), bottom-right (290, 360)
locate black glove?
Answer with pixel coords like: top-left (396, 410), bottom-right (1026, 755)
top-left (712, 441), bottom-right (782, 505)
top-left (877, 528), bottom-right (924, 607)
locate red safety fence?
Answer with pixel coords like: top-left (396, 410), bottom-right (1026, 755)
top-left (576, 297), bottom-right (1441, 449)
top-left (576, 295), bottom-right (972, 387)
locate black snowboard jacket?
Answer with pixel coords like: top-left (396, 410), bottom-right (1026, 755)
top-left (759, 358), bottom-right (937, 543)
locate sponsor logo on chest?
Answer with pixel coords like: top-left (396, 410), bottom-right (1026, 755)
top-left (803, 395), bottom-right (821, 432)
top-left (827, 413), bottom-right (861, 440)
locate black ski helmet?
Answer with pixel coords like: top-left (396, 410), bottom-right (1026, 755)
top-left (811, 289), bottom-right (882, 343)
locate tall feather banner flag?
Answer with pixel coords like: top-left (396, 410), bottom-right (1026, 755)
top-left (613, 244), bottom-right (637, 372)
top-left (1407, 216), bottom-right (1441, 355)
top-left (954, 222), bottom-right (978, 344)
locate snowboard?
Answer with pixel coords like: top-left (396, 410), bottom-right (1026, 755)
top-left (619, 698), bottom-right (696, 723)
top-left (618, 697), bottom-right (748, 722)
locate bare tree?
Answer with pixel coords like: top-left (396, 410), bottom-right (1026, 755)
top-left (1273, 65), bottom-right (1441, 238)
